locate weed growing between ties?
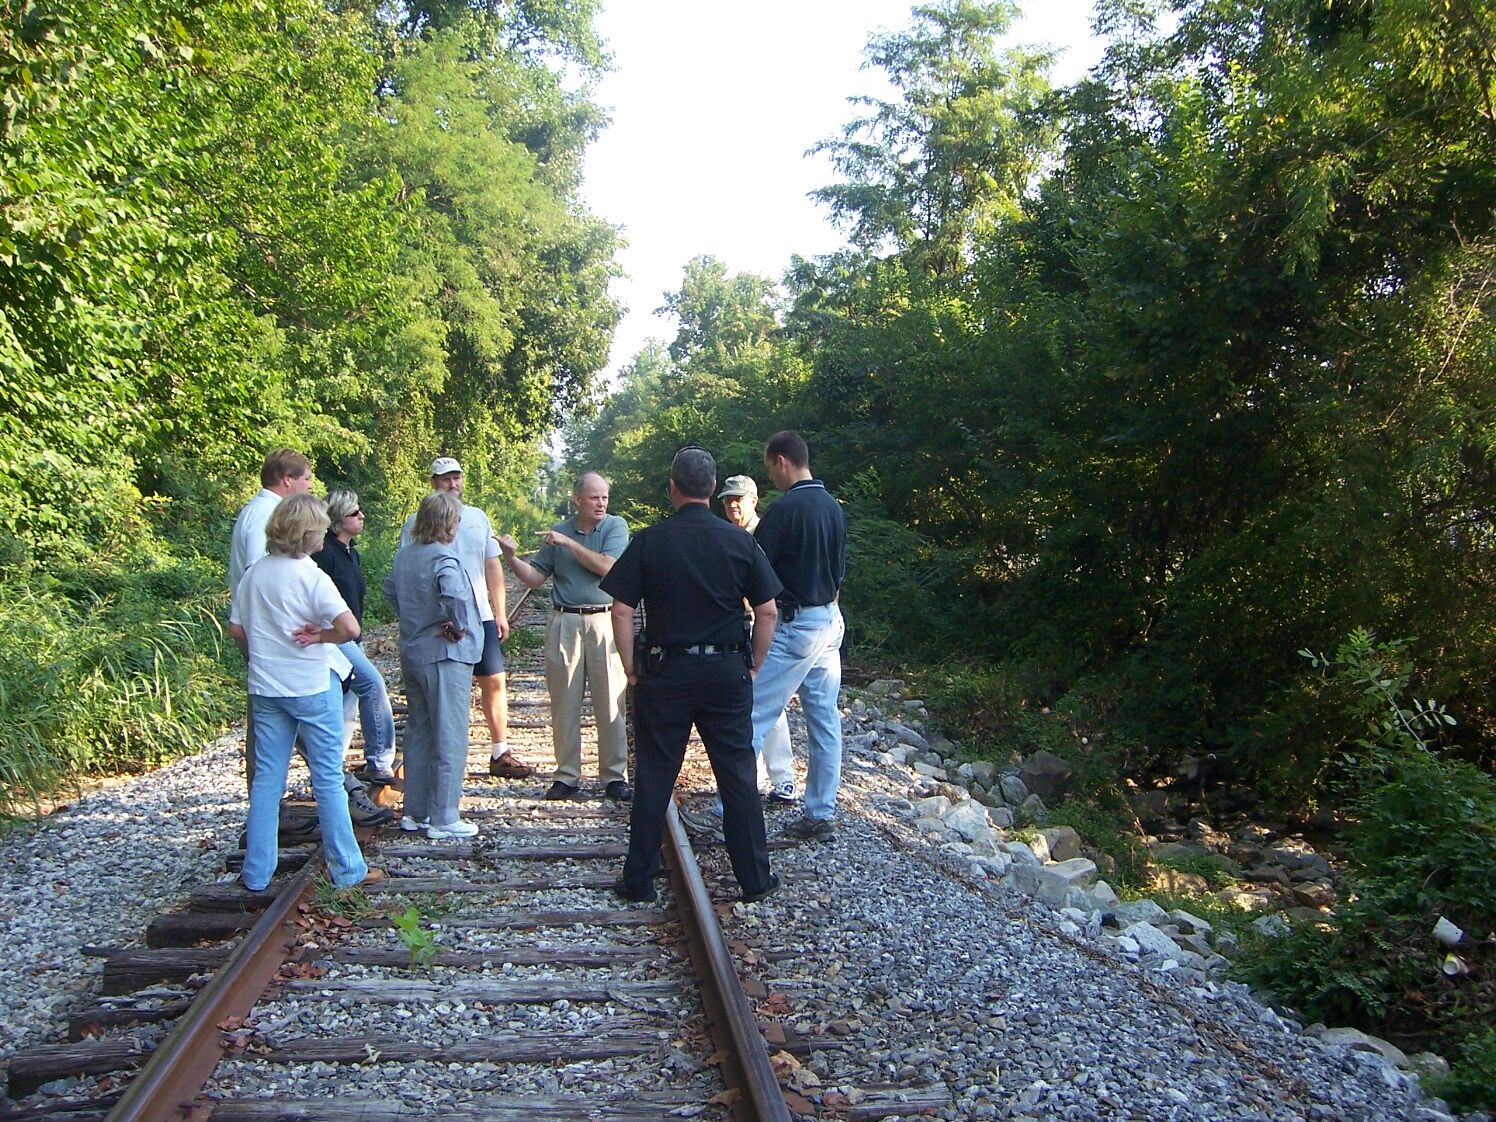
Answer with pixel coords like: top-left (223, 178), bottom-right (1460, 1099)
top-left (503, 626), bottom-right (545, 655)
top-left (392, 905), bottom-right (438, 970)
top-left (311, 874), bottom-right (383, 921)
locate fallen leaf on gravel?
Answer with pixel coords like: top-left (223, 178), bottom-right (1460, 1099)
top-left (707, 1088), bottom-right (742, 1107)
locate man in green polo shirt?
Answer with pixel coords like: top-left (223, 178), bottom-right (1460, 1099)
top-left (500, 472), bottom-right (632, 802)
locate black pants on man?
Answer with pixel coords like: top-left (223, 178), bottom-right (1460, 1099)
top-left (621, 652), bottom-right (773, 897)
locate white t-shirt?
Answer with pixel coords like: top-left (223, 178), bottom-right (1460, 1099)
top-left (230, 554), bottom-right (353, 697)
top-left (400, 502), bottom-right (500, 622)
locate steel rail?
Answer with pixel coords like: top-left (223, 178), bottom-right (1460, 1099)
top-left (662, 802), bottom-right (791, 1122)
top-left (104, 860), bottom-right (320, 1122)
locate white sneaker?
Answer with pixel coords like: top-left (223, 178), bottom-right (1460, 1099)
top-left (767, 781), bottom-right (798, 805)
top-left (426, 819), bottom-right (479, 840)
top-left (399, 816), bottom-right (430, 832)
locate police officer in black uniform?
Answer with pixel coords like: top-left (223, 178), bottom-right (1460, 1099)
top-left (600, 446), bottom-right (783, 903)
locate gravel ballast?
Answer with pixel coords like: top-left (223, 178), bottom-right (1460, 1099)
top-left (0, 694), bottom-right (1472, 1120)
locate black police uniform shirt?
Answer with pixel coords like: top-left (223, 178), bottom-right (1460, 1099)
top-left (753, 479), bottom-right (845, 608)
top-left (600, 503), bottom-right (781, 648)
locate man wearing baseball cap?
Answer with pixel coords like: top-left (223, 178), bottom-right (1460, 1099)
top-left (718, 473), bottom-right (797, 806)
top-left (399, 457), bottom-right (535, 781)
top-left (717, 475), bottom-right (761, 534)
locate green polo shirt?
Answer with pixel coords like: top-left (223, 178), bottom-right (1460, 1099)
top-left (531, 513), bottom-right (629, 607)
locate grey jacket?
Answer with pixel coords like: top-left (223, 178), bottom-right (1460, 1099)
top-left (384, 542), bottom-right (482, 665)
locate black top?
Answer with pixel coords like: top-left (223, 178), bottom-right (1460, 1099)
top-left (753, 479), bottom-right (846, 607)
top-left (600, 503), bottom-right (782, 647)
top-left (312, 535), bottom-right (366, 624)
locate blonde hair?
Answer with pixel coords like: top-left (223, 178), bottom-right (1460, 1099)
top-left (412, 491), bottom-right (461, 544)
top-left (265, 493), bottom-right (330, 558)
top-left (325, 489), bottom-right (360, 528)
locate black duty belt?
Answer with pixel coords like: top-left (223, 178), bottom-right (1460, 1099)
top-left (653, 642), bottom-right (747, 657)
top-left (556, 604), bottom-right (609, 614)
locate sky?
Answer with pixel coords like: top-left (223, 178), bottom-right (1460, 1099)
top-left (580, 1), bottom-right (1109, 383)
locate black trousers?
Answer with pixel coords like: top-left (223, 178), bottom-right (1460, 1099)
top-left (621, 653), bottom-right (772, 896)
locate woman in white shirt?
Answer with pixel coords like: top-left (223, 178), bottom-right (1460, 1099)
top-left (229, 494), bottom-right (382, 893)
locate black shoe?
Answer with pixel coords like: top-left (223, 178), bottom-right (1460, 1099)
top-left (347, 782), bottom-right (396, 826)
top-left (605, 780), bottom-right (634, 802)
top-left (543, 780), bottom-right (582, 801)
top-left (782, 816), bottom-right (834, 842)
top-left (613, 876), bottom-right (657, 903)
top-left (740, 873), bottom-right (780, 904)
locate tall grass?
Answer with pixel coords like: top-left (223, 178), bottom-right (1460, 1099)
top-left (0, 557), bottom-right (238, 819)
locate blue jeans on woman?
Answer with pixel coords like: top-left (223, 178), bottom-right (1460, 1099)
top-left (243, 675), bottom-right (369, 891)
top-left (339, 640), bottom-right (396, 774)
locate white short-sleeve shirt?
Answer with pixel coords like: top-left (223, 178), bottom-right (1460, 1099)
top-left (230, 554), bottom-right (353, 697)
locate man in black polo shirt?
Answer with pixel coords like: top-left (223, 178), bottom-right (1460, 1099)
top-left (751, 430), bottom-right (847, 841)
top-left (600, 446), bottom-right (782, 903)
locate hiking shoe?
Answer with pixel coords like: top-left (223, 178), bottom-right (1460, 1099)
top-left (356, 763), bottom-right (397, 786)
top-left (766, 781), bottom-right (798, 805)
top-left (613, 876), bottom-right (657, 903)
top-left (740, 872), bottom-right (781, 904)
top-left (782, 816), bottom-right (835, 842)
top-left (399, 815), bottom-right (430, 833)
top-left (489, 754), bottom-right (537, 779)
top-left (677, 805), bottom-right (725, 842)
top-left (605, 780), bottom-right (634, 802)
top-left (347, 783), bottom-right (396, 827)
top-left (338, 867), bottom-right (386, 893)
top-left (426, 819), bottom-right (479, 840)
top-left (543, 780), bottom-right (582, 801)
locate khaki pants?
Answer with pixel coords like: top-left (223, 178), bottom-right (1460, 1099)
top-left (544, 611), bottom-right (629, 786)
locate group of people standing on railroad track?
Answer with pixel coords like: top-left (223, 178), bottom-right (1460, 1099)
top-left (223, 432), bottom-right (845, 904)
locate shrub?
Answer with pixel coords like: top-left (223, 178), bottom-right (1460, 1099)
top-left (1235, 631), bottom-right (1496, 1110)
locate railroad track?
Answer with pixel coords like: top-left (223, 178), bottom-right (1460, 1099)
top-left (1, 579), bottom-right (793, 1122)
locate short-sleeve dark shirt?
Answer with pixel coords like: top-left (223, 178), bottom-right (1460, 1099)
top-left (753, 479), bottom-right (846, 607)
top-left (600, 503), bottom-right (782, 647)
top-left (312, 536), bottom-right (366, 624)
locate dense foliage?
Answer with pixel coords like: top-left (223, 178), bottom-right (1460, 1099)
top-left (1, 0), bottom-right (618, 811)
top-left (565, 0), bottom-right (1495, 1087)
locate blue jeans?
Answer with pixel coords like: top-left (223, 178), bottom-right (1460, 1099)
top-left (339, 640), bottom-right (396, 772)
top-left (751, 604), bottom-right (845, 820)
top-left (244, 677), bottom-right (369, 891)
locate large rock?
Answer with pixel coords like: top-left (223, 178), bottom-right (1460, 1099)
top-left (1217, 884), bottom-right (1278, 912)
top-left (999, 774), bottom-right (1030, 805)
top-left (887, 721), bottom-right (929, 750)
top-left (1109, 898), bottom-right (1169, 927)
top-left (968, 760), bottom-right (997, 785)
top-left (1041, 826), bottom-right (1082, 862)
top-left (1041, 861), bottom-right (1101, 903)
top-left (1130, 789), bottom-right (1172, 826)
top-left (1149, 866), bottom-right (1210, 895)
top-left (1122, 922), bottom-right (1185, 959)
top-left (913, 795), bottom-right (952, 819)
top-left (942, 799), bottom-right (992, 843)
top-left (1320, 1027), bottom-right (1410, 1069)
top-left (1019, 793), bottom-right (1048, 820)
top-left (1004, 841), bottom-right (1041, 866)
top-left (1020, 751), bottom-right (1073, 800)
